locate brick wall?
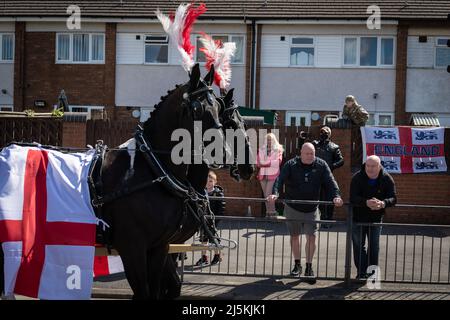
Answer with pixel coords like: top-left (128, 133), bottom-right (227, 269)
top-left (62, 117), bottom-right (87, 148)
top-left (16, 24), bottom-right (116, 114)
top-left (104, 23), bottom-right (117, 119)
top-left (394, 23), bottom-right (409, 125)
top-left (214, 126), bottom-right (450, 224)
top-left (13, 22), bottom-right (26, 111)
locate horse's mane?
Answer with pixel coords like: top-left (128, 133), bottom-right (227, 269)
top-left (143, 83), bottom-right (185, 134)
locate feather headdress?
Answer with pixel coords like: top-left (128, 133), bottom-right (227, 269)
top-left (156, 3), bottom-right (207, 72)
top-left (199, 33), bottom-right (236, 90)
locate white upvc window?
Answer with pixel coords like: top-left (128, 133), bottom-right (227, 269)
top-left (0, 33), bottom-right (14, 62)
top-left (195, 34), bottom-right (245, 64)
top-left (343, 36), bottom-right (395, 67)
top-left (285, 111), bottom-right (311, 126)
top-left (435, 37), bottom-right (450, 68)
top-left (290, 36), bottom-right (315, 67)
top-left (144, 34), bottom-right (169, 64)
top-left (56, 33), bottom-right (105, 64)
top-left (66, 105), bottom-right (104, 120)
top-left (0, 105), bottom-right (13, 111)
top-left (367, 112), bottom-right (395, 125)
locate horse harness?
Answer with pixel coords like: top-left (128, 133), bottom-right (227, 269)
top-left (88, 126), bottom-right (220, 253)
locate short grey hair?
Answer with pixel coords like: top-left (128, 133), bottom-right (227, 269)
top-left (366, 155), bottom-right (381, 165)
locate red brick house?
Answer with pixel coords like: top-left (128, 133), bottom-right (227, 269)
top-left (0, 1), bottom-right (449, 124)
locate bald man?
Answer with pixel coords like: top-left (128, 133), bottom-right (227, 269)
top-left (350, 155), bottom-right (397, 279)
top-left (269, 143), bottom-right (343, 277)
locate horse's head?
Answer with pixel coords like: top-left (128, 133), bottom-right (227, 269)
top-left (143, 63), bottom-right (229, 170)
top-left (219, 88), bottom-right (256, 181)
top-left (183, 63), bottom-right (223, 130)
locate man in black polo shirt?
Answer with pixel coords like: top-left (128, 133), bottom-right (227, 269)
top-left (268, 143), bottom-right (343, 277)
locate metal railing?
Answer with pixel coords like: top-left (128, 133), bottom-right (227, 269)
top-left (180, 198), bottom-right (450, 286)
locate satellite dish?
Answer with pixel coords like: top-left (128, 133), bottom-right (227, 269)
top-left (132, 109), bottom-right (141, 119)
top-left (311, 112), bottom-right (320, 121)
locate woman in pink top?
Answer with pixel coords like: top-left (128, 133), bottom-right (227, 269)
top-left (257, 133), bottom-right (283, 216)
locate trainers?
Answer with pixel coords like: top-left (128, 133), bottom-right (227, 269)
top-left (211, 254), bottom-right (222, 265)
top-left (195, 255), bottom-right (208, 266)
top-left (304, 266), bottom-right (315, 277)
top-left (290, 264), bottom-right (302, 276)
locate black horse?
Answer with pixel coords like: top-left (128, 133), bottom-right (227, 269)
top-left (98, 63), bottom-right (234, 300)
top-left (159, 88), bottom-right (256, 299)
top-left (0, 63), bottom-right (226, 300)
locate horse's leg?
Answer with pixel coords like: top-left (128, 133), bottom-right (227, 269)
top-left (160, 254), bottom-right (182, 299)
top-left (117, 243), bottom-right (150, 300)
top-left (146, 245), bottom-right (169, 300)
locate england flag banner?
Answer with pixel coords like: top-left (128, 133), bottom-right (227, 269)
top-left (361, 126), bottom-right (447, 174)
top-left (0, 144), bottom-right (97, 299)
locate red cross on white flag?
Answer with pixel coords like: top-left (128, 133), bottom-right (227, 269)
top-left (0, 145), bottom-right (96, 299)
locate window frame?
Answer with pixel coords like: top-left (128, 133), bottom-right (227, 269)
top-left (434, 37), bottom-right (450, 69)
top-left (66, 105), bottom-right (104, 120)
top-left (0, 33), bottom-right (14, 63)
top-left (55, 33), bottom-right (105, 64)
top-left (143, 34), bottom-right (170, 65)
top-left (194, 34), bottom-right (245, 65)
top-left (342, 36), bottom-right (395, 68)
top-left (367, 112), bottom-right (395, 126)
top-left (289, 36), bottom-right (316, 67)
top-left (285, 111), bottom-right (311, 126)
top-left (0, 105), bottom-right (13, 111)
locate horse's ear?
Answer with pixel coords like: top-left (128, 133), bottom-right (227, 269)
top-left (189, 63), bottom-right (201, 90)
top-left (204, 65), bottom-right (215, 86)
top-left (224, 88), bottom-right (234, 106)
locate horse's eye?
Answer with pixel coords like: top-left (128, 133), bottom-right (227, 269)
top-left (206, 92), bottom-right (214, 105)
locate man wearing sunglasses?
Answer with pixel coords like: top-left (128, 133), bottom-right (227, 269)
top-left (313, 126), bottom-right (344, 228)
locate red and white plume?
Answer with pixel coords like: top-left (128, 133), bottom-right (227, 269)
top-left (156, 3), bottom-right (206, 72)
top-left (199, 33), bottom-right (236, 89)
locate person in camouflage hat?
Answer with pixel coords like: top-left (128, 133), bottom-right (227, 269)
top-left (342, 95), bottom-right (369, 126)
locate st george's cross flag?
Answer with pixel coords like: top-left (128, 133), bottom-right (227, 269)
top-left (93, 255), bottom-right (124, 278)
top-left (361, 126), bottom-right (447, 174)
top-left (0, 144), bottom-right (97, 299)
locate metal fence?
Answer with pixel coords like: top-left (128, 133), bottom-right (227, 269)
top-left (181, 201), bottom-right (450, 286)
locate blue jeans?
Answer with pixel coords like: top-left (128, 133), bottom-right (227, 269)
top-left (352, 224), bottom-right (382, 276)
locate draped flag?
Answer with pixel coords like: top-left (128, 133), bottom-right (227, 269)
top-left (0, 144), bottom-right (97, 299)
top-left (361, 126), bottom-right (447, 173)
top-left (93, 255), bottom-right (124, 279)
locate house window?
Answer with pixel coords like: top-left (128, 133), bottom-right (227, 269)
top-left (66, 105), bottom-right (104, 120)
top-left (435, 38), bottom-right (450, 68)
top-left (0, 105), bottom-right (13, 111)
top-left (195, 35), bottom-right (244, 64)
top-left (380, 38), bottom-right (394, 65)
top-left (57, 34), bottom-right (70, 61)
top-left (144, 35), bottom-right (169, 64)
top-left (360, 37), bottom-right (377, 66)
top-left (0, 34), bottom-right (14, 62)
top-left (367, 113), bottom-right (394, 125)
top-left (56, 33), bottom-right (105, 63)
top-left (231, 36), bottom-right (244, 63)
top-left (290, 37), bottom-right (314, 66)
top-left (344, 38), bottom-right (357, 65)
top-left (285, 111), bottom-right (311, 126)
top-left (344, 36), bottom-right (395, 67)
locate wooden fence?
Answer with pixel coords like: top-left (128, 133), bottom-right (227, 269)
top-left (0, 117), bottom-right (63, 148)
top-left (86, 119), bottom-right (139, 147)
